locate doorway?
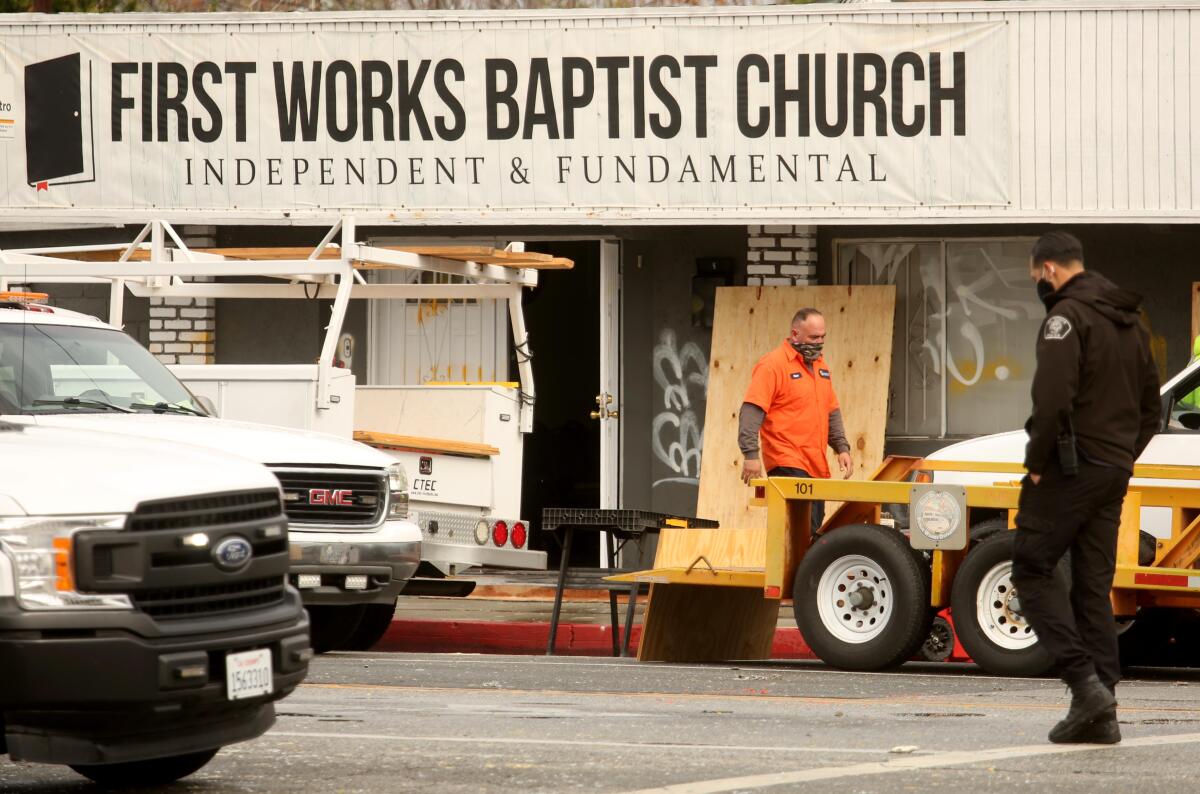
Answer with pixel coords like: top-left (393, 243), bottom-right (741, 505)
top-left (520, 241), bottom-right (603, 568)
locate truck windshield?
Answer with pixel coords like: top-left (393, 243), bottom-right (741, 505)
top-left (0, 323), bottom-right (205, 416)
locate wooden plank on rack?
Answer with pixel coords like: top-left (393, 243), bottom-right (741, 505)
top-left (696, 286), bottom-right (897, 532)
top-left (353, 430), bottom-right (499, 458)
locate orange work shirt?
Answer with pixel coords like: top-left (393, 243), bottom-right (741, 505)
top-left (742, 339), bottom-right (840, 478)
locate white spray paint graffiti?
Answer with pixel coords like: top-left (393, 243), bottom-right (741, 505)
top-left (651, 329), bottom-right (708, 489)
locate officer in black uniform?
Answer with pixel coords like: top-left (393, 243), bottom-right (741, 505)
top-left (1011, 231), bottom-right (1161, 744)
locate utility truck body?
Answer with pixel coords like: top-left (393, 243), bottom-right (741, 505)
top-left (0, 218), bottom-right (559, 590)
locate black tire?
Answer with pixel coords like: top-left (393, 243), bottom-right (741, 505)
top-left (970, 517), bottom-right (1010, 545)
top-left (307, 604), bottom-right (367, 654)
top-left (342, 603), bottom-right (397, 651)
top-left (950, 532), bottom-right (1059, 676)
top-left (71, 749), bottom-right (218, 787)
top-left (920, 614), bottom-right (956, 662)
top-left (793, 524), bottom-right (932, 671)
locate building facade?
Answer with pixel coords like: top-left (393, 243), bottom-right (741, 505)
top-left (3, 3), bottom-right (1199, 562)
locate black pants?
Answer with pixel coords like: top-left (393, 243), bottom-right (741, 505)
top-left (768, 466), bottom-right (825, 534)
top-left (1011, 463), bottom-right (1131, 690)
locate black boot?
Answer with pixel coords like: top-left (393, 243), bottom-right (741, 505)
top-left (1048, 675), bottom-right (1118, 743)
top-left (1057, 708), bottom-right (1121, 744)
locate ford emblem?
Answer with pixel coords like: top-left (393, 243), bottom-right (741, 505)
top-left (213, 536), bottom-right (253, 571)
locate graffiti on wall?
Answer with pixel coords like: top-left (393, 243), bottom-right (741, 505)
top-left (651, 328), bottom-right (708, 489)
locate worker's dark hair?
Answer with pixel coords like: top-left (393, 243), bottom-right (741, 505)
top-left (1031, 231), bottom-right (1084, 267)
top-left (791, 307), bottom-right (822, 326)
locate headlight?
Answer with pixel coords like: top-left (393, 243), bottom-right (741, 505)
top-left (0, 515), bottom-right (133, 610)
top-left (386, 462), bottom-right (409, 519)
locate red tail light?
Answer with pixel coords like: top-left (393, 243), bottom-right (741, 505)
top-left (492, 520), bottom-right (509, 547)
top-left (511, 521), bottom-right (527, 549)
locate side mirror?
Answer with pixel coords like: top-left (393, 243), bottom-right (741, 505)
top-left (1180, 412), bottom-right (1200, 431)
top-left (194, 394), bottom-right (218, 418)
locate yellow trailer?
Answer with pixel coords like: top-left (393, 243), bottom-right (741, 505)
top-left (609, 457), bottom-right (1200, 675)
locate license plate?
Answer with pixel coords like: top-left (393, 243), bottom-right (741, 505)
top-left (226, 648), bottom-right (274, 701)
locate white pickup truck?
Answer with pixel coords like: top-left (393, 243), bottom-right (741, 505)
top-left (924, 356), bottom-right (1200, 669)
top-left (0, 295), bottom-right (421, 652)
top-left (928, 356), bottom-right (1197, 538)
top-left (0, 421), bottom-right (310, 786)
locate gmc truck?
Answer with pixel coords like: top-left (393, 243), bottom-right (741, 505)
top-left (0, 421), bottom-right (310, 786)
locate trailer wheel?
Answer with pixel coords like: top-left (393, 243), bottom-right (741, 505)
top-left (71, 749), bottom-right (218, 786)
top-left (969, 517), bottom-right (1009, 544)
top-left (342, 602), bottom-right (398, 651)
top-left (307, 605), bottom-right (367, 654)
top-left (950, 532), bottom-right (1058, 676)
top-left (793, 524), bottom-right (932, 671)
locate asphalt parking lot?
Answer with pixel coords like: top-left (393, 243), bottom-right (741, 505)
top-left (6, 654), bottom-right (1200, 792)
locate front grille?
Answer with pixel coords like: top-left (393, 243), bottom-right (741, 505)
top-left (77, 488), bottom-right (291, 622)
top-left (272, 468), bottom-right (387, 527)
top-left (130, 576), bottom-right (286, 619)
top-left (129, 490), bottom-right (283, 532)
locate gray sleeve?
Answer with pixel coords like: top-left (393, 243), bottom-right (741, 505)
top-left (828, 408), bottom-right (851, 454)
top-left (738, 402), bottom-right (766, 459)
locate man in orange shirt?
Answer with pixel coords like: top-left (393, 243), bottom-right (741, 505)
top-left (739, 308), bottom-right (853, 532)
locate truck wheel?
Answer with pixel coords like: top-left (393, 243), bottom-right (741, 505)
top-left (342, 603), bottom-right (398, 651)
top-left (71, 748), bottom-right (219, 786)
top-left (950, 532), bottom-right (1058, 676)
top-left (793, 524), bottom-right (932, 671)
top-left (307, 605), bottom-right (367, 654)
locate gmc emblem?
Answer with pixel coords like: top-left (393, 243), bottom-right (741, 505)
top-left (309, 488), bottom-right (354, 506)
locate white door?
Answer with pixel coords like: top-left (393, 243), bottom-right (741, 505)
top-left (598, 240), bottom-right (621, 565)
top-left (599, 240), bottom-right (621, 510)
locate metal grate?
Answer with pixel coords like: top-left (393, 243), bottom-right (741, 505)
top-left (130, 576), bottom-right (286, 620)
top-left (271, 468), bottom-right (387, 526)
top-left (129, 490), bottom-right (282, 532)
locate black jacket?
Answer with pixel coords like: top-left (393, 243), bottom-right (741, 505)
top-left (1024, 271), bottom-right (1161, 475)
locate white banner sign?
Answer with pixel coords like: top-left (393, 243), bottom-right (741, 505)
top-left (0, 18), bottom-right (1009, 221)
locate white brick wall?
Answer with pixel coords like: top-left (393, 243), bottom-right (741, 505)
top-left (745, 225), bottom-right (818, 286)
top-left (149, 225), bottom-right (217, 365)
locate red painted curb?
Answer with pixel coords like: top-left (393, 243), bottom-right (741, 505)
top-left (375, 610), bottom-right (975, 662)
top-left (375, 619), bottom-right (819, 658)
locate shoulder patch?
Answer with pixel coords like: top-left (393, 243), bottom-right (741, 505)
top-left (818, 369), bottom-right (831, 379)
top-left (1044, 315), bottom-right (1073, 341)
top-left (790, 372), bottom-right (802, 380)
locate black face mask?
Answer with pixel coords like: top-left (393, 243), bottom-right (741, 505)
top-left (791, 341), bottom-right (823, 362)
top-left (1036, 278), bottom-right (1055, 307)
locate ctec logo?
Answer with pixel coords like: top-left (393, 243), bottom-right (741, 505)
top-left (308, 488), bottom-right (354, 506)
top-left (213, 536), bottom-right (253, 571)
top-left (419, 456), bottom-right (433, 475)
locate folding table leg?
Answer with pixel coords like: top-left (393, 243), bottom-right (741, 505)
top-left (621, 582), bottom-right (638, 657)
top-left (606, 531), bottom-right (619, 656)
top-left (546, 528), bottom-right (573, 655)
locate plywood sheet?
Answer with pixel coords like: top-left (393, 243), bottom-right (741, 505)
top-left (636, 583), bottom-right (779, 663)
top-left (652, 527), bottom-right (768, 570)
top-left (697, 286), bottom-right (896, 532)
